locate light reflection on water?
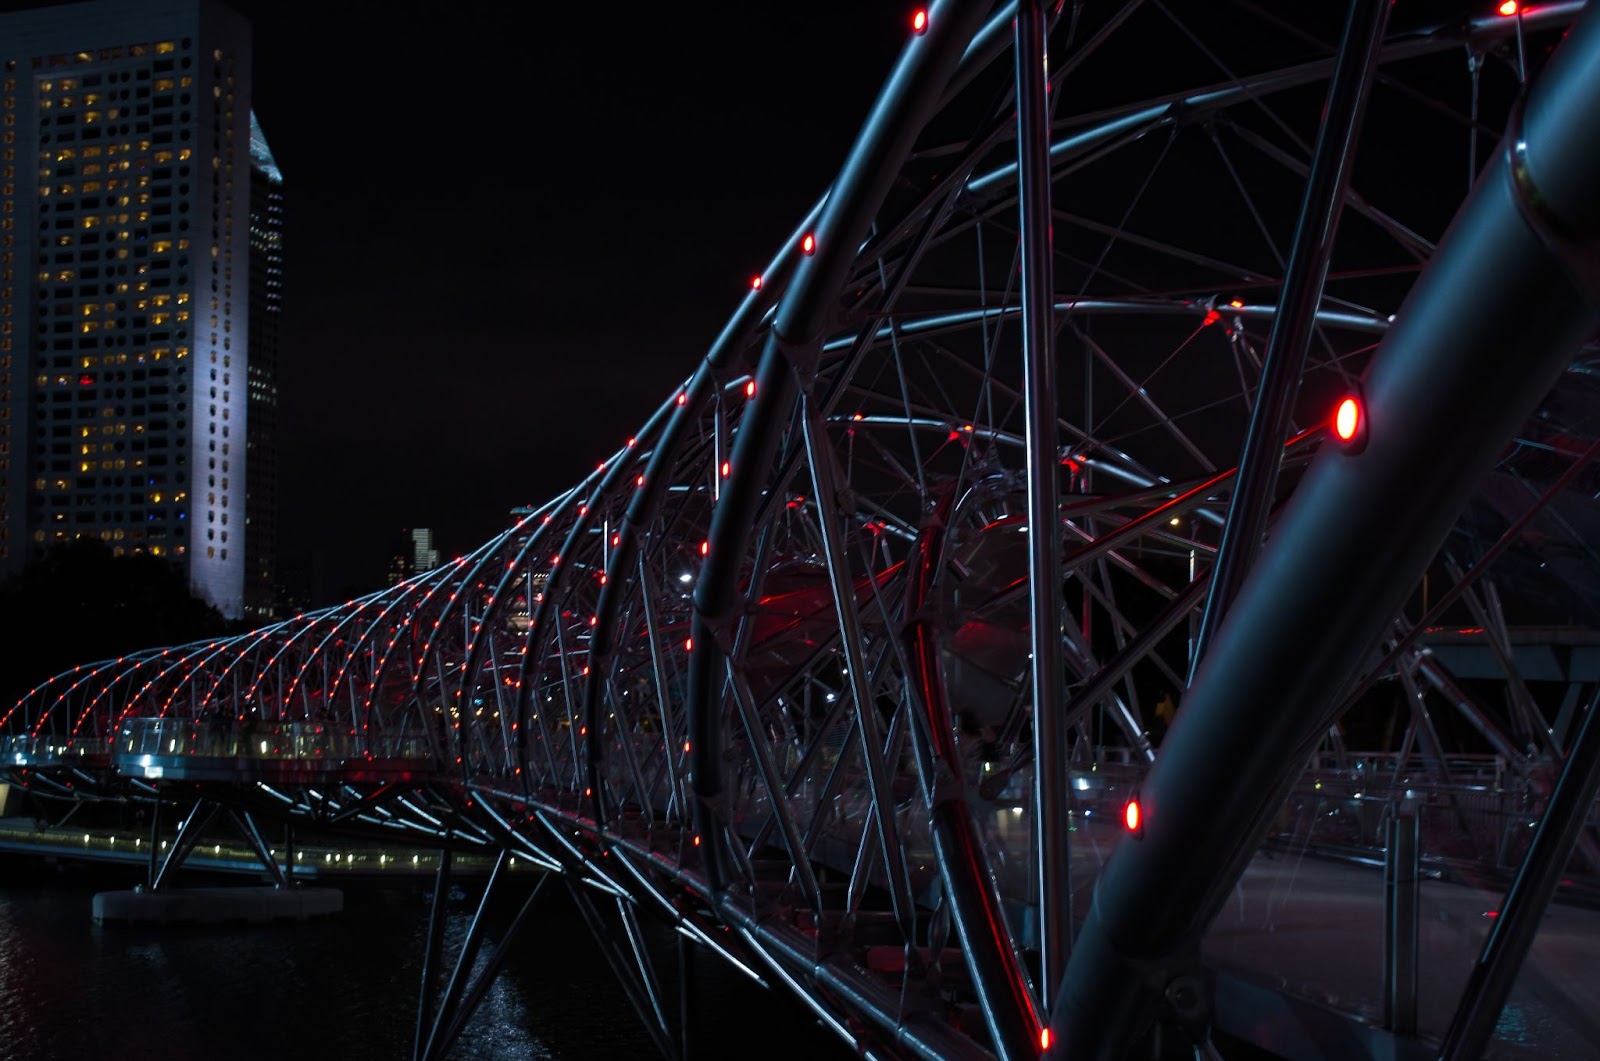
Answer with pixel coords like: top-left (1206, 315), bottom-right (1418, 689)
top-left (0, 859), bottom-right (849, 1061)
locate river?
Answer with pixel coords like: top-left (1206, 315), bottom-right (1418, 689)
top-left (0, 855), bottom-right (853, 1061)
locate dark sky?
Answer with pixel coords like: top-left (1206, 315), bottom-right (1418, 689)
top-left (233, 3), bottom-right (911, 603)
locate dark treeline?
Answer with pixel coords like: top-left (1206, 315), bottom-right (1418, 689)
top-left (0, 538), bottom-right (241, 710)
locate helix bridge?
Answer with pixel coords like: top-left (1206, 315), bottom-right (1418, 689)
top-left (6, 2), bottom-right (1600, 1058)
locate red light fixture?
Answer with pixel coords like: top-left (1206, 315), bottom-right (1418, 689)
top-left (801, 233), bottom-right (816, 255)
top-left (745, 380), bottom-right (756, 398)
top-left (1124, 799), bottom-right (1142, 832)
top-left (1040, 1027), bottom-right (1052, 1051)
top-left (912, 8), bottom-right (928, 34)
top-left (1334, 395), bottom-right (1363, 443)
top-left (750, 274), bottom-right (763, 290)
top-left (1498, 0), bottom-right (1518, 15)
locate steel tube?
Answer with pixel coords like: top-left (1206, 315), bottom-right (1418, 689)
top-left (1383, 811), bottom-right (1419, 1034)
top-left (1190, 0), bottom-right (1392, 675)
top-left (1014, 0), bottom-right (1070, 1009)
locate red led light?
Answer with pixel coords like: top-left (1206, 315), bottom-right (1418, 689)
top-left (801, 233), bottom-right (816, 255)
top-left (751, 275), bottom-right (763, 290)
top-left (912, 9), bottom-right (928, 33)
top-left (1334, 396), bottom-right (1362, 442)
top-left (685, 637), bottom-right (693, 651)
top-left (1498, 0), bottom-right (1518, 15)
top-left (700, 540), bottom-right (709, 556)
top-left (1228, 299), bottom-right (1244, 309)
top-left (721, 460), bottom-right (732, 477)
top-left (745, 380), bottom-right (756, 398)
top-left (1202, 309), bottom-right (1221, 326)
top-left (1040, 1027), bottom-right (1052, 1051)
top-left (677, 392), bottom-right (688, 406)
top-left (1124, 799), bottom-right (1141, 832)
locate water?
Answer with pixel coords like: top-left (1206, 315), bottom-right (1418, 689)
top-left (0, 857), bottom-right (854, 1061)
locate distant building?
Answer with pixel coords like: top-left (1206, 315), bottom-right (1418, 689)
top-left (389, 527), bottom-right (440, 585)
top-left (243, 112), bottom-right (283, 621)
top-left (0, 0), bottom-right (281, 621)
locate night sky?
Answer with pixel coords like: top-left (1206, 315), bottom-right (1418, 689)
top-left (234, 3), bottom-right (911, 604)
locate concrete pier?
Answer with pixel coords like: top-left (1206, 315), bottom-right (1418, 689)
top-left (92, 885), bottom-right (342, 925)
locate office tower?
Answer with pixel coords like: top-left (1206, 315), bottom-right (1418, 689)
top-left (389, 527), bottom-right (440, 586)
top-left (0, 0), bottom-right (277, 621)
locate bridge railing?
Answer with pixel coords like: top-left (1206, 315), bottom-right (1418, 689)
top-left (114, 718), bottom-right (434, 764)
top-left (1, 733), bottom-right (110, 766)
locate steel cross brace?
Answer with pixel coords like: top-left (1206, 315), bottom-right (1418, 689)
top-left (1050, 2), bottom-right (1600, 1056)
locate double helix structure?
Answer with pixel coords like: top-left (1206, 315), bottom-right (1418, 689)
top-left (6, 3), bottom-right (1600, 1058)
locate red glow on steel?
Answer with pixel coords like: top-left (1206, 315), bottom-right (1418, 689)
top-left (912, 9), bottom-right (928, 33)
top-left (801, 233), bottom-right (816, 255)
top-left (1334, 396), bottom-right (1362, 441)
top-left (1498, 0), bottom-right (1518, 15)
top-left (1124, 799), bottom-right (1141, 832)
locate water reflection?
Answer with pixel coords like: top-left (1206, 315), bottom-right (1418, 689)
top-left (0, 859), bottom-right (849, 1060)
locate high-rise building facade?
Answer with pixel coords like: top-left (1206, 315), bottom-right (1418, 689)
top-left (243, 111), bottom-right (281, 621)
top-left (388, 527), bottom-right (440, 586)
top-left (0, 0), bottom-right (279, 620)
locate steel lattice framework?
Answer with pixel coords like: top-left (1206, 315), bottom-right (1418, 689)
top-left (7, 3), bottom-right (1600, 1059)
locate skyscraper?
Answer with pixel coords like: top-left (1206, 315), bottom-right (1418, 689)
top-left (0, 0), bottom-right (280, 620)
top-left (388, 527), bottom-right (440, 586)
